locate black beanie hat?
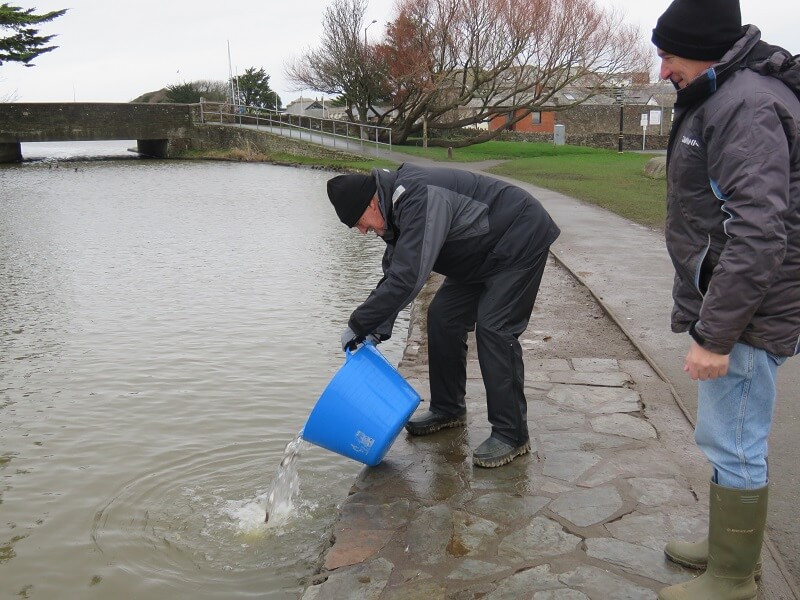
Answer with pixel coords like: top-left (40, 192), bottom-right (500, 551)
top-left (326, 174), bottom-right (377, 227)
top-left (652, 0), bottom-right (744, 61)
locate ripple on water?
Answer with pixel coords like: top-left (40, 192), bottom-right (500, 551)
top-left (1, 156), bottom-right (401, 599)
top-left (90, 439), bottom-right (351, 597)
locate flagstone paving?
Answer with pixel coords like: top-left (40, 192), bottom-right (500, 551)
top-left (300, 259), bottom-right (790, 599)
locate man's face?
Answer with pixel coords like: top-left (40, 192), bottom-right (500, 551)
top-left (657, 49), bottom-right (716, 89)
top-left (354, 196), bottom-right (385, 237)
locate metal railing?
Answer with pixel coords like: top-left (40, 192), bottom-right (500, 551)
top-left (197, 99), bottom-right (392, 153)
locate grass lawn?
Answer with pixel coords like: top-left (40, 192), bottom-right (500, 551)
top-left (393, 141), bottom-right (667, 230)
top-left (395, 139), bottom-right (602, 161)
top-left (488, 152), bottom-right (667, 230)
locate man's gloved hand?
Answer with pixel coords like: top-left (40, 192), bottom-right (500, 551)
top-left (341, 326), bottom-right (360, 351)
top-left (341, 327), bottom-right (383, 351)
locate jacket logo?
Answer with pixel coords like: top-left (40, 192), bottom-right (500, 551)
top-left (681, 135), bottom-right (700, 148)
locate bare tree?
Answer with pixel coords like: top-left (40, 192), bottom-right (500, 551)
top-left (285, 0), bottom-right (387, 122)
top-left (382, 0), bottom-right (652, 145)
top-left (288, 0), bottom-right (652, 146)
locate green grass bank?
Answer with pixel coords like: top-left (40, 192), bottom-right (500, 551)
top-left (394, 141), bottom-right (667, 230)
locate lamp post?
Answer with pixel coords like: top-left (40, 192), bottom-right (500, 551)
top-left (361, 19), bottom-right (378, 129)
top-left (615, 87), bottom-right (624, 154)
top-left (364, 19), bottom-right (377, 47)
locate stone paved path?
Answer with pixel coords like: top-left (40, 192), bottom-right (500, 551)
top-left (300, 259), bottom-right (793, 600)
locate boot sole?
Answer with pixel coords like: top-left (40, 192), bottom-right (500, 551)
top-left (473, 440), bottom-right (531, 468)
top-left (405, 416), bottom-right (467, 436)
top-left (663, 551), bottom-right (706, 571)
top-left (664, 551), bottom-right (762, 580)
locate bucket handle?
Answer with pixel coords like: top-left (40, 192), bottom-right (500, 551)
top-left (344, 338), bottom-right (375, 360)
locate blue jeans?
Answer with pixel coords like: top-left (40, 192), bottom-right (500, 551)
top-left (695, 342), bottom-right (786, 489)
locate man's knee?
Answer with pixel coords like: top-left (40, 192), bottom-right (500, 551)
top-left (475, 323), bottom-right (520, 352)
top-left (428, 298), bottom-right (472, 336)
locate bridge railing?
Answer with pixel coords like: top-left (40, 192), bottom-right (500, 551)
top-left (197, 100), bottom-right (392, 154)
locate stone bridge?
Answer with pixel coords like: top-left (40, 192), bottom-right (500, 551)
top-left (0, 102), bottom-right (202, 162)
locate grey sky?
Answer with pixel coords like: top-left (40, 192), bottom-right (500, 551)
top-left (2, 0), bottom-right (797, 104)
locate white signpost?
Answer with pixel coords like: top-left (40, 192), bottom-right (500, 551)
top-left (641, 113), bottom-right (649, 150)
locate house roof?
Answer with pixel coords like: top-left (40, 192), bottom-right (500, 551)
top-left (463, 81), bottom-right (676, 111)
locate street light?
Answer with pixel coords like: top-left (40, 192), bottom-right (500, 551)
top-left (615, 87), bottom-right (625, 154)
top-left (364, 19), bottom-right (377, 47)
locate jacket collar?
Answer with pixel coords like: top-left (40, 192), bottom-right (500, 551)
top-left (372, 167), bottom-right (399, 242)
top-left (675, 25), bottom-right (762, 108)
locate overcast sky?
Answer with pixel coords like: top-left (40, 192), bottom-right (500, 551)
top-left (2, 0), bottom-right (797, 104)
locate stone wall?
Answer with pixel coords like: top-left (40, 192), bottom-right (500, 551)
top-left (498, 130), bottom-right (670, 152)
top-left (0, 102), bottom-right (196, 143)
top-left (554, 104), bottom-right (671, 150)
top-left (181, 124), bottom-right (369, 162)
top-left (567, 132), bottom-right (670, 152)
top-left (555, 105), bottom-right (672, 137)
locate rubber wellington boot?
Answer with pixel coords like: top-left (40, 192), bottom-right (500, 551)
top-left (658, 482), bottom-right (768, 600)
top-left (665, 537), bottom-right (762, 579)
top-left (405, 410), bottom-right (467, 436)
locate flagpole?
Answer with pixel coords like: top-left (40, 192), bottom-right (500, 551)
top-left (227, 40), bottom-right (235, 105)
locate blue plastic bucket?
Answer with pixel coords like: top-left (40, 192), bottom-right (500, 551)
top-left (302, 342), bottom-right (420, 467)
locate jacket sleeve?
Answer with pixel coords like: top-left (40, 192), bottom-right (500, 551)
top-left (695, 90), bottom-right (792, 353)
top-left (348, 181), bottom-right (453, 337)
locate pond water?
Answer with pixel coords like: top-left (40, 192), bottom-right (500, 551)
top-left (0, 142), bottom-right (407, 599)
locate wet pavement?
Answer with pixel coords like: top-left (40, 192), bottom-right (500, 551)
top-left (300, 263), bottom-right (796, 599)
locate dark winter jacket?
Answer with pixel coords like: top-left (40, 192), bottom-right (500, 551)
top-left (347, 163), bottom-right (560, 339)
top-left (665, 25), bottom-right (800, 357)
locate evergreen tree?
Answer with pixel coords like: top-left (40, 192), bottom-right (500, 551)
top-left (165, 82), bottom-right (204, 104)
top-left (163, 80), bottom-right (228, 104)
top-left (233, 67), bottom-right (280, 109)
top-left (0, 3), bottom-right (67, 67)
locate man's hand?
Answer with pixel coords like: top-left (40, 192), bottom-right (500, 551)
top-left (342, 327), bottom-right (385, 351)
top-left (684, 341), bottom-right (729, 380)
top-left (341, 327), bottom-right (360, 352)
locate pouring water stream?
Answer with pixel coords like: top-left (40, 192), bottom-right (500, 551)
top-left (264, 432), bottom-right (306, 524)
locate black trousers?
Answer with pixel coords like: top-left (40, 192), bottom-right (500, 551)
top-left (427, 250), bottom-right (549, 446)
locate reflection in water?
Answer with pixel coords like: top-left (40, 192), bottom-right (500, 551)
top-left (0, 144), bottom-right (409, 599)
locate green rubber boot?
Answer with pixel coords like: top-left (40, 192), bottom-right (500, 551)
top-left (658, 482), bottom-right (768, 600)
top-left (665, 537), bottom-right (762, 579)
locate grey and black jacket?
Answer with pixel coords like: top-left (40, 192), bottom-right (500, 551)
top-left (665, 25), bottom-right (800, 357)
top-left (347, 163), bottom-right (560, 339)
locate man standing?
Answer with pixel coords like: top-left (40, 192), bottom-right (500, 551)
top-left (652, 0), bottom-right (800, 598)
top-left (326, 164), bottom-right (560, 467)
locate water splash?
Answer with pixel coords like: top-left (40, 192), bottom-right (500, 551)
top-left (264, 432), bottom-right (305, 524)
